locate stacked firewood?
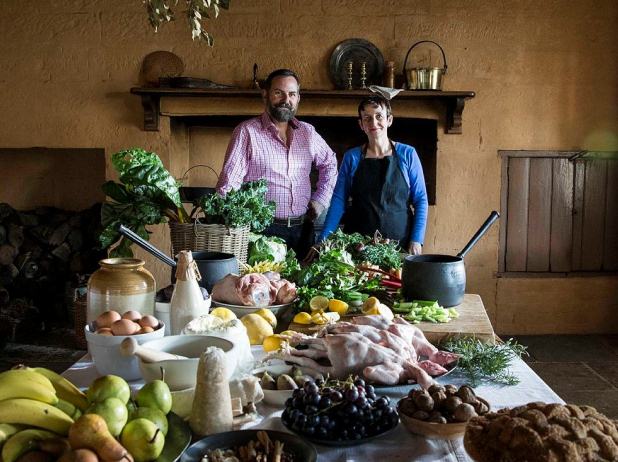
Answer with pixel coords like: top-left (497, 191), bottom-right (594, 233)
top-left (0, 203), bottom-right (105, 342)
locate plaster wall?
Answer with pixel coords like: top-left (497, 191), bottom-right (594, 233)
top-left (0, 0), bottom-right (616, 334)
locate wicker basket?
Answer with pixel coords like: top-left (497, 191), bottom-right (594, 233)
top-left (169, 221), bottom-right (250, 263)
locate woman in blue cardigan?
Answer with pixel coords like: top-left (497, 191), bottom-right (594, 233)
top-left (318, 95), bottom-right (428, 255)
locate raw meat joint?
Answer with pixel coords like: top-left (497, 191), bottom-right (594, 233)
top-left (212, 272), bottom-right (297, 306)
top-left (269, 315), bottom-right (459, 388)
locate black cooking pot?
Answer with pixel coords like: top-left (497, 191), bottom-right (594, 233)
top-left (402, 211), bottom-right (500, 307)
top-left (175, 251), bottom-right (238, 293)
top-left (117, 225), bottom-right (238, 293)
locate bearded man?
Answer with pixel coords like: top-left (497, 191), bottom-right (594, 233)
top-left (216, 68), bottom-right (337, 256)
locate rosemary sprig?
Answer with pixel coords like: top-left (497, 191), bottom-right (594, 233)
top-left (441, 337), bottom-right (528, 387)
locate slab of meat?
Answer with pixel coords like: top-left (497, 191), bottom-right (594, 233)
top-left (272, 315), bottom-right (459, 388)
top-left (211, 272), bottom-right (297, 306)
top-left (212, 273), bottom-right (272, 306)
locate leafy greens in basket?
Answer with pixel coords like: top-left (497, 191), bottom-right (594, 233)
top-left (196, 180), bottom-right (275, 232)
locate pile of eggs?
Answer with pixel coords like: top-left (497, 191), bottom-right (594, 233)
top-left (94, 310), bottom-right (161, 336)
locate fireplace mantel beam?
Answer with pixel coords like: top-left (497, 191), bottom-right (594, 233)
top-left (130, 88), bottom-right (475, 134)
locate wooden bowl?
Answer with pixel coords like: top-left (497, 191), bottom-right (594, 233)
top-left (397, 397), bottom-right (490, 439)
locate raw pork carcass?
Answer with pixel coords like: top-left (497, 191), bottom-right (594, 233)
top-left (212, 273), bottom-right (272, 306)
top-left (272, 315), bottom-right (458, 388)
top-left (211, 272), bottom-right (297, 306)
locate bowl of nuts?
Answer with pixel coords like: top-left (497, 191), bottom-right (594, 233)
top-left (397, 384), bottom-right (490, 439)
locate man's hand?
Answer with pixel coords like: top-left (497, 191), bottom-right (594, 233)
top-left (307, 200), bottom-right (325, 222)
top-left (408, 241), bottom-right (423, 255)
top-left (302, 245), bottom-right (320, 265)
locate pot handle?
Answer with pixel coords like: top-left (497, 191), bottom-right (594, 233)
top-left (180, 164), bottom-right (219, 182)
top-left (118, 224), bottom-right (177, 267)
top-left (457, 211), bottom-right (500, 259)
top-left (403, 40), bottom-right (448, 89)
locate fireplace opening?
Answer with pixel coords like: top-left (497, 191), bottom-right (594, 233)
top-left (0, 148), bottom-right (106, 345)
top-left (177, 115), bottom-right (437, 205)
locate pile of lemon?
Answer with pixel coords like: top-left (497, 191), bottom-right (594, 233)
top-left (291, 295), bottom-right (349, 326)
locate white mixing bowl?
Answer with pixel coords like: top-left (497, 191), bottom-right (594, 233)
top-left (139, 335), bottom-right (237, 390)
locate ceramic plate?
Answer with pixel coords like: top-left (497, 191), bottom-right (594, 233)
top-left (180, 429), bottom-right (317, 462)
top-left (157, 412), bottom-right (192, 462)
top-left (282, 419), bottom-right (398, 447)
top-left (329, 38), bottom-right (385, 89)
top-left (371, 358), bottom-right (459, 389)
top-left (210, 299), bottom-right (295, 317)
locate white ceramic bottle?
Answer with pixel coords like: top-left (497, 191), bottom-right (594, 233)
top-left (170, 251), bottom-right (208, 335)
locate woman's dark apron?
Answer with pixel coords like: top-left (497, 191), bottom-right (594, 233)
top-left (345, 142), bottom-right (412, 247)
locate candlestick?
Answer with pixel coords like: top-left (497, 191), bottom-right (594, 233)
top-left (360, 61), bottom-right (367, 89)
top-left (346, 61), bottom-right (354, 90)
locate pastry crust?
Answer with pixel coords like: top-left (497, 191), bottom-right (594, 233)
top-left (464, 402), bottom-right (618, 462)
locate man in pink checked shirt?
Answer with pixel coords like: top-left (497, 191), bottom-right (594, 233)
top-left (216, 69), bottom-right (338, 257)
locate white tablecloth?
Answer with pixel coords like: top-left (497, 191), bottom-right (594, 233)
top-left (63, 351), bottom-right (563, 462)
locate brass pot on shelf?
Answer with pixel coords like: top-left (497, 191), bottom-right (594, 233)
top-left (403, 40), bottom-right (448, 90)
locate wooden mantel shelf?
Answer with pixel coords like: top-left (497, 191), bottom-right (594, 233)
top-left (130, 87), bottom-right (475, 134)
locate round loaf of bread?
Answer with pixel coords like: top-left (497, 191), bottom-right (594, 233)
top-left (464, 402), bottom-right (618, 462)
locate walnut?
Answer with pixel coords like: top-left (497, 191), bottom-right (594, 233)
top-left (464, 402), bottom-right (618, 462)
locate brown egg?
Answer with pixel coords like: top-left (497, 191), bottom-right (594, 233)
top-left (121, 310), bottom-right (142, 322)
top-left (96, 327), bottom-right (113, 336)
top-left (138, 326), bottom-right (154, 334)
top-left (138, 315), bottom-right (159, 329)
top-left (111, 318), bottom-right (140, 336)
top-left (95, 310), bottom-right (121, 329)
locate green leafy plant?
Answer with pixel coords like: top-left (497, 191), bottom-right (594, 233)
top-left (100, 148), bottom-right (189, 257)
top-left (441, 337), bottom-right (528, 387)
top-left (144, 0), bottom-right (231, 46)
top-left (196, 179), bottom-right (275, 232)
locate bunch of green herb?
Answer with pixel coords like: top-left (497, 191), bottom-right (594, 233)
top-left (358, 241), bottom-right (402, 270)
top-left (99, 148), bottom-right (189, 257)
top-left (294, 248), bottom-right (378, 308)
top-left (197, 180), bottom-right (275, 232)
top-left (319, 229), bottom-right (402, 271)
top-left (441, 337), bottom-right (528, 387)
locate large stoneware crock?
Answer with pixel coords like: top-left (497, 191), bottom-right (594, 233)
top-left (402, 211), bottom-right (499, 307)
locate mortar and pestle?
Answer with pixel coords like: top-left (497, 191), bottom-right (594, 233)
top-left (118, 224), bottom-right (238, 292)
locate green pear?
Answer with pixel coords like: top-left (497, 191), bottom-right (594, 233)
top-left (136, 380), bottom-right (172, 415)
top-left (86, 375), bottom-right (131, 404)
top-left (120, 418), bottom-right (164, 462)
top-left (128, 407), bottom-right (168, 436)
top-left (85, 397), bottom-right (128, 437)
top-left (126, 399), bottom-right (138, 417)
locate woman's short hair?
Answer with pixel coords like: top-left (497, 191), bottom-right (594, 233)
top-left (358, 95), bottom-right (392, 118)
top-left (263, 69), bottom-right (300, 90)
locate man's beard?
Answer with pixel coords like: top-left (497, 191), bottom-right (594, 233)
top-left (268, 101), bottom-right (296, 122)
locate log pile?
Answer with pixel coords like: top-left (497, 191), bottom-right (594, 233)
top-left (0, 203), bottom-right (105, 343)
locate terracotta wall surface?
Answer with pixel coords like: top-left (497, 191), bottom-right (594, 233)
top-left (0, 0), bottom-right (616, 334)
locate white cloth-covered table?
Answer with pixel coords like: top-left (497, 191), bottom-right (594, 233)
top-left (63, 350), bottom-right (562, 462)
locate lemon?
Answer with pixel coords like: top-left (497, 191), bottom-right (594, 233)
top-left (293, 312), bottom-right (312, 325)
top-left (311, 312), bottom-right (329, 325)
top-left (328, 299), bottom-right (349, 315)
top-left (323, 311), bottom-right (341, 323)
top-left (309, 295), bottom-right (330, 312)
top-left (240, 313), bottom-right (274, 345)
top-left (362, 303), bottom-right (395, 322)
top-left (362, 296), bottom-right (380, 312)
top-left (262, 335), bottom-right (285, 352)
top-left (254, 308), bottom-right (277, 329)
top-left (210, 307), bottom-right (237, 322)
top-left (280, 330), bottom-right (297, 337)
